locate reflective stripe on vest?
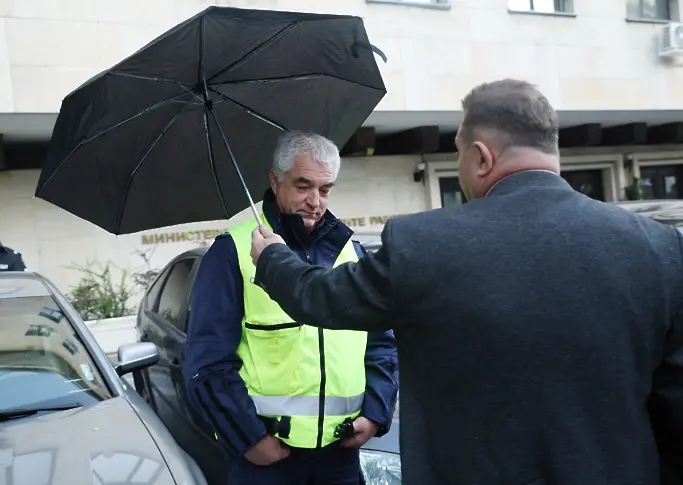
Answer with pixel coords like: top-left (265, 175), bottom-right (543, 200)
top-left (250, 393), bottom-right (365, 417)
top-left (227, 215), bottom-right (368, 449)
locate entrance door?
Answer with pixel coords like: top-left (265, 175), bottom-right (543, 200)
top-left (561, 169), bottom-right (605, 201)
top-left (639, 165), bottom-right (683, 199)
top-left (439, 177), bottom-right (466, 207)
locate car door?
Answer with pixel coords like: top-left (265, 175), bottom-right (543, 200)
top-left (136, 266), bottom-right (171, 407)
top-left (168, 256), bottom-right (229, 485)
top-left (144, 257), bottom-right (198, 417)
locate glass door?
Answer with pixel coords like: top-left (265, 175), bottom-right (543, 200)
top-left (439, 177), bottom-right (466, 207)
top-left (560, 169), bottom-right (605, 201)
top-left (639, 165), bottom-right (683, 199)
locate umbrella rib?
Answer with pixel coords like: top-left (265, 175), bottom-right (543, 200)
top-left (210, 72), bottom-right (386, 93)
top-left (202, 106), bottom-right (231, 221)
top-left (115, 104), bottom-right (188, 234)
top-left (108, 71), bottom-right (194, 88)
top-left (207, 87), bottom-right (287, 131)
top-left (207, 107), bottom-right (260, 221)
top-left (84, 92), bottom-right (193, 145)
top-left (199, 15), bottom-right (236, 221)
top-left (206, 21), bottom-right (301, 83)
top-left (38, 91), bottom-right (193, 197)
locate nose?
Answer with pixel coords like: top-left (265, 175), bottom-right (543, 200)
top-left (306, 190), bottom-right (320, 209)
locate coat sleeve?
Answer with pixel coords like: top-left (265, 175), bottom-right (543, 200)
top-left (351, 241), bottom-right (399, 438)
top-left (254, 222), bottom-right (397, 333)
top-left (649, 306), bottom-right (683, 482)
top-left (184, 235), bottom-right (267, 457)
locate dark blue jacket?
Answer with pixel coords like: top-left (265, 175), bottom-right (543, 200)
top-left (184, 191), bottom-right (399, 457)
top-left (0, 245), bottom-right (26, 271)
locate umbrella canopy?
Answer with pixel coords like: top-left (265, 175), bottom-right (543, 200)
top-left (35, 6), bottom-right (386, 235)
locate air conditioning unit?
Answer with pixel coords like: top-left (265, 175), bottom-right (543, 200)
top-left (659, 22), bottom-right (683, 58)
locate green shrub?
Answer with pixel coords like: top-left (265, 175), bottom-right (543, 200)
top-left (67, 261), bottom-right (134, 320)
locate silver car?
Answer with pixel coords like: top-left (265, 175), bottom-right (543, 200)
top-left (0, 271), bottom-right (207, 485)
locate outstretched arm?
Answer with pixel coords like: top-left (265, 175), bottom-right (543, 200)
top-left (253, 223), bottom-right (398, 332)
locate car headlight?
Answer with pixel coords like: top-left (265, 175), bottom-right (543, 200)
top-left (360, 450), bottom-right (401, 485)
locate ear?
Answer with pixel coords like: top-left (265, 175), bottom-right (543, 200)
top-left (473, 141), bottom-right (495, 177)
top-left (269, 169), bottom-right (280, 194)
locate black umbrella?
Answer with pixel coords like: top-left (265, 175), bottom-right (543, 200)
top-left (35, 6), bottom-right (386, 235)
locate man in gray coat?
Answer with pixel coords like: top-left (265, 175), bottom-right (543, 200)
top-left (250, 79), bottom-right (683, 485)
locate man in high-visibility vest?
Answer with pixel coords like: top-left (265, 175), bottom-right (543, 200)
top-left (184, 132), bottom-right (399, 485)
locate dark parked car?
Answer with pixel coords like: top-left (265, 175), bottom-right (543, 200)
top-left (135, 245), bottom-right (400, 485)
top-left (0, 272), bottom-right (208, 485)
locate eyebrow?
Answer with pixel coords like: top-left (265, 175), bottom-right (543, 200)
top-left (293, 178), bottom-right (335, 189)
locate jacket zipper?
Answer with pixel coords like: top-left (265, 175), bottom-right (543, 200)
top-left (304, 249), bottom-right (327, 448)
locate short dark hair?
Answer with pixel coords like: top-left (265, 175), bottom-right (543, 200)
top-left (459, 79), bottom-right (559, 155)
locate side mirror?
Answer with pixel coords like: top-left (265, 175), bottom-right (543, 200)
top-left (115, 342), bottom-right (159, 377)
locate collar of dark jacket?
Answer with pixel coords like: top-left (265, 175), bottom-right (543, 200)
top-left (261, 189), bottom-right (353, 251)
top-left (485, 170), bottom-right (569, 198)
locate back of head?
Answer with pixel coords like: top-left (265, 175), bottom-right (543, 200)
top-left (456, 79), bottom-right (560, 200)
top-left (460, 79), bottom-right (559, 156)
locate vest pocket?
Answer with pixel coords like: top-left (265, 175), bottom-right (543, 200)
top-left (244, 323), bottom-right (305, 396)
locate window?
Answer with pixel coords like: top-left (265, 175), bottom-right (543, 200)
top-left (439, 177), bottom-right (467, 207)
top-left (639, 165), bottom-right (683, 199)
top-left (627, 0), bottom-right (675, 20)
top-left (509, 0), bottom-right (572, 13)
top-left (145, 269), bottom-right (168, 312)
top-left (157, 259), bottom-right (195, 331)
top-left (561, 170), bottom-right (605, 201)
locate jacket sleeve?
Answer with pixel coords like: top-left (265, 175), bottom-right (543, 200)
top-left (351, 241), bottom-right (399, 438)
top-left (254, 222), bottom-right (397, 333)
top-left (8, 252), bottom-right (26, 271)
top-left (184, 235), bottom-right (267, 457)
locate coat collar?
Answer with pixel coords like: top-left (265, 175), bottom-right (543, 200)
top-left (485, 170), bottom-right (569, 198)
top-left (261, 189), bottom-right (352, 249)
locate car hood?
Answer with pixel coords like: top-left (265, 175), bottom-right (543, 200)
top-left (0, 396), bottom-right (175, 485)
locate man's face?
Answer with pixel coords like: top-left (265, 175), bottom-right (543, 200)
top-left (270, 152), bottom-right (335, 231)
top-left (454, 128), bottom-right (496, 201)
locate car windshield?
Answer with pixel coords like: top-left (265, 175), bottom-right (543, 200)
top-left (0, 295), bottom-right (112, 412)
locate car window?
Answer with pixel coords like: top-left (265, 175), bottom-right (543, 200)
top-left (157, 259), bottom-right (195, 331)
top-left (0, 295), bottom-right (112, 412)
top-left (146, 268), bottom-right (169, 312)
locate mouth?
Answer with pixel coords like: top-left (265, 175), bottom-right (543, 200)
top-left (298, 211), bottom-right (317, 218)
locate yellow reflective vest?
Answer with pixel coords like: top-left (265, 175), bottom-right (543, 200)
top-left (227, 214), bottom-right (368, 448)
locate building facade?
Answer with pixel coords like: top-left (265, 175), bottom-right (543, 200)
top-left (1, 0), bottom-right (683, 297)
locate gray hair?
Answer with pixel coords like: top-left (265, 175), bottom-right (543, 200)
top-left (272, 132), bottom-right (341, 182)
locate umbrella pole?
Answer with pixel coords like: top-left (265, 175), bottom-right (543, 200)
top-left (207, 108), bottom-right (261, 224)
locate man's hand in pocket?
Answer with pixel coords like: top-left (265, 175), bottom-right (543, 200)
top-left (244, 435), bottom-right (291, 466)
